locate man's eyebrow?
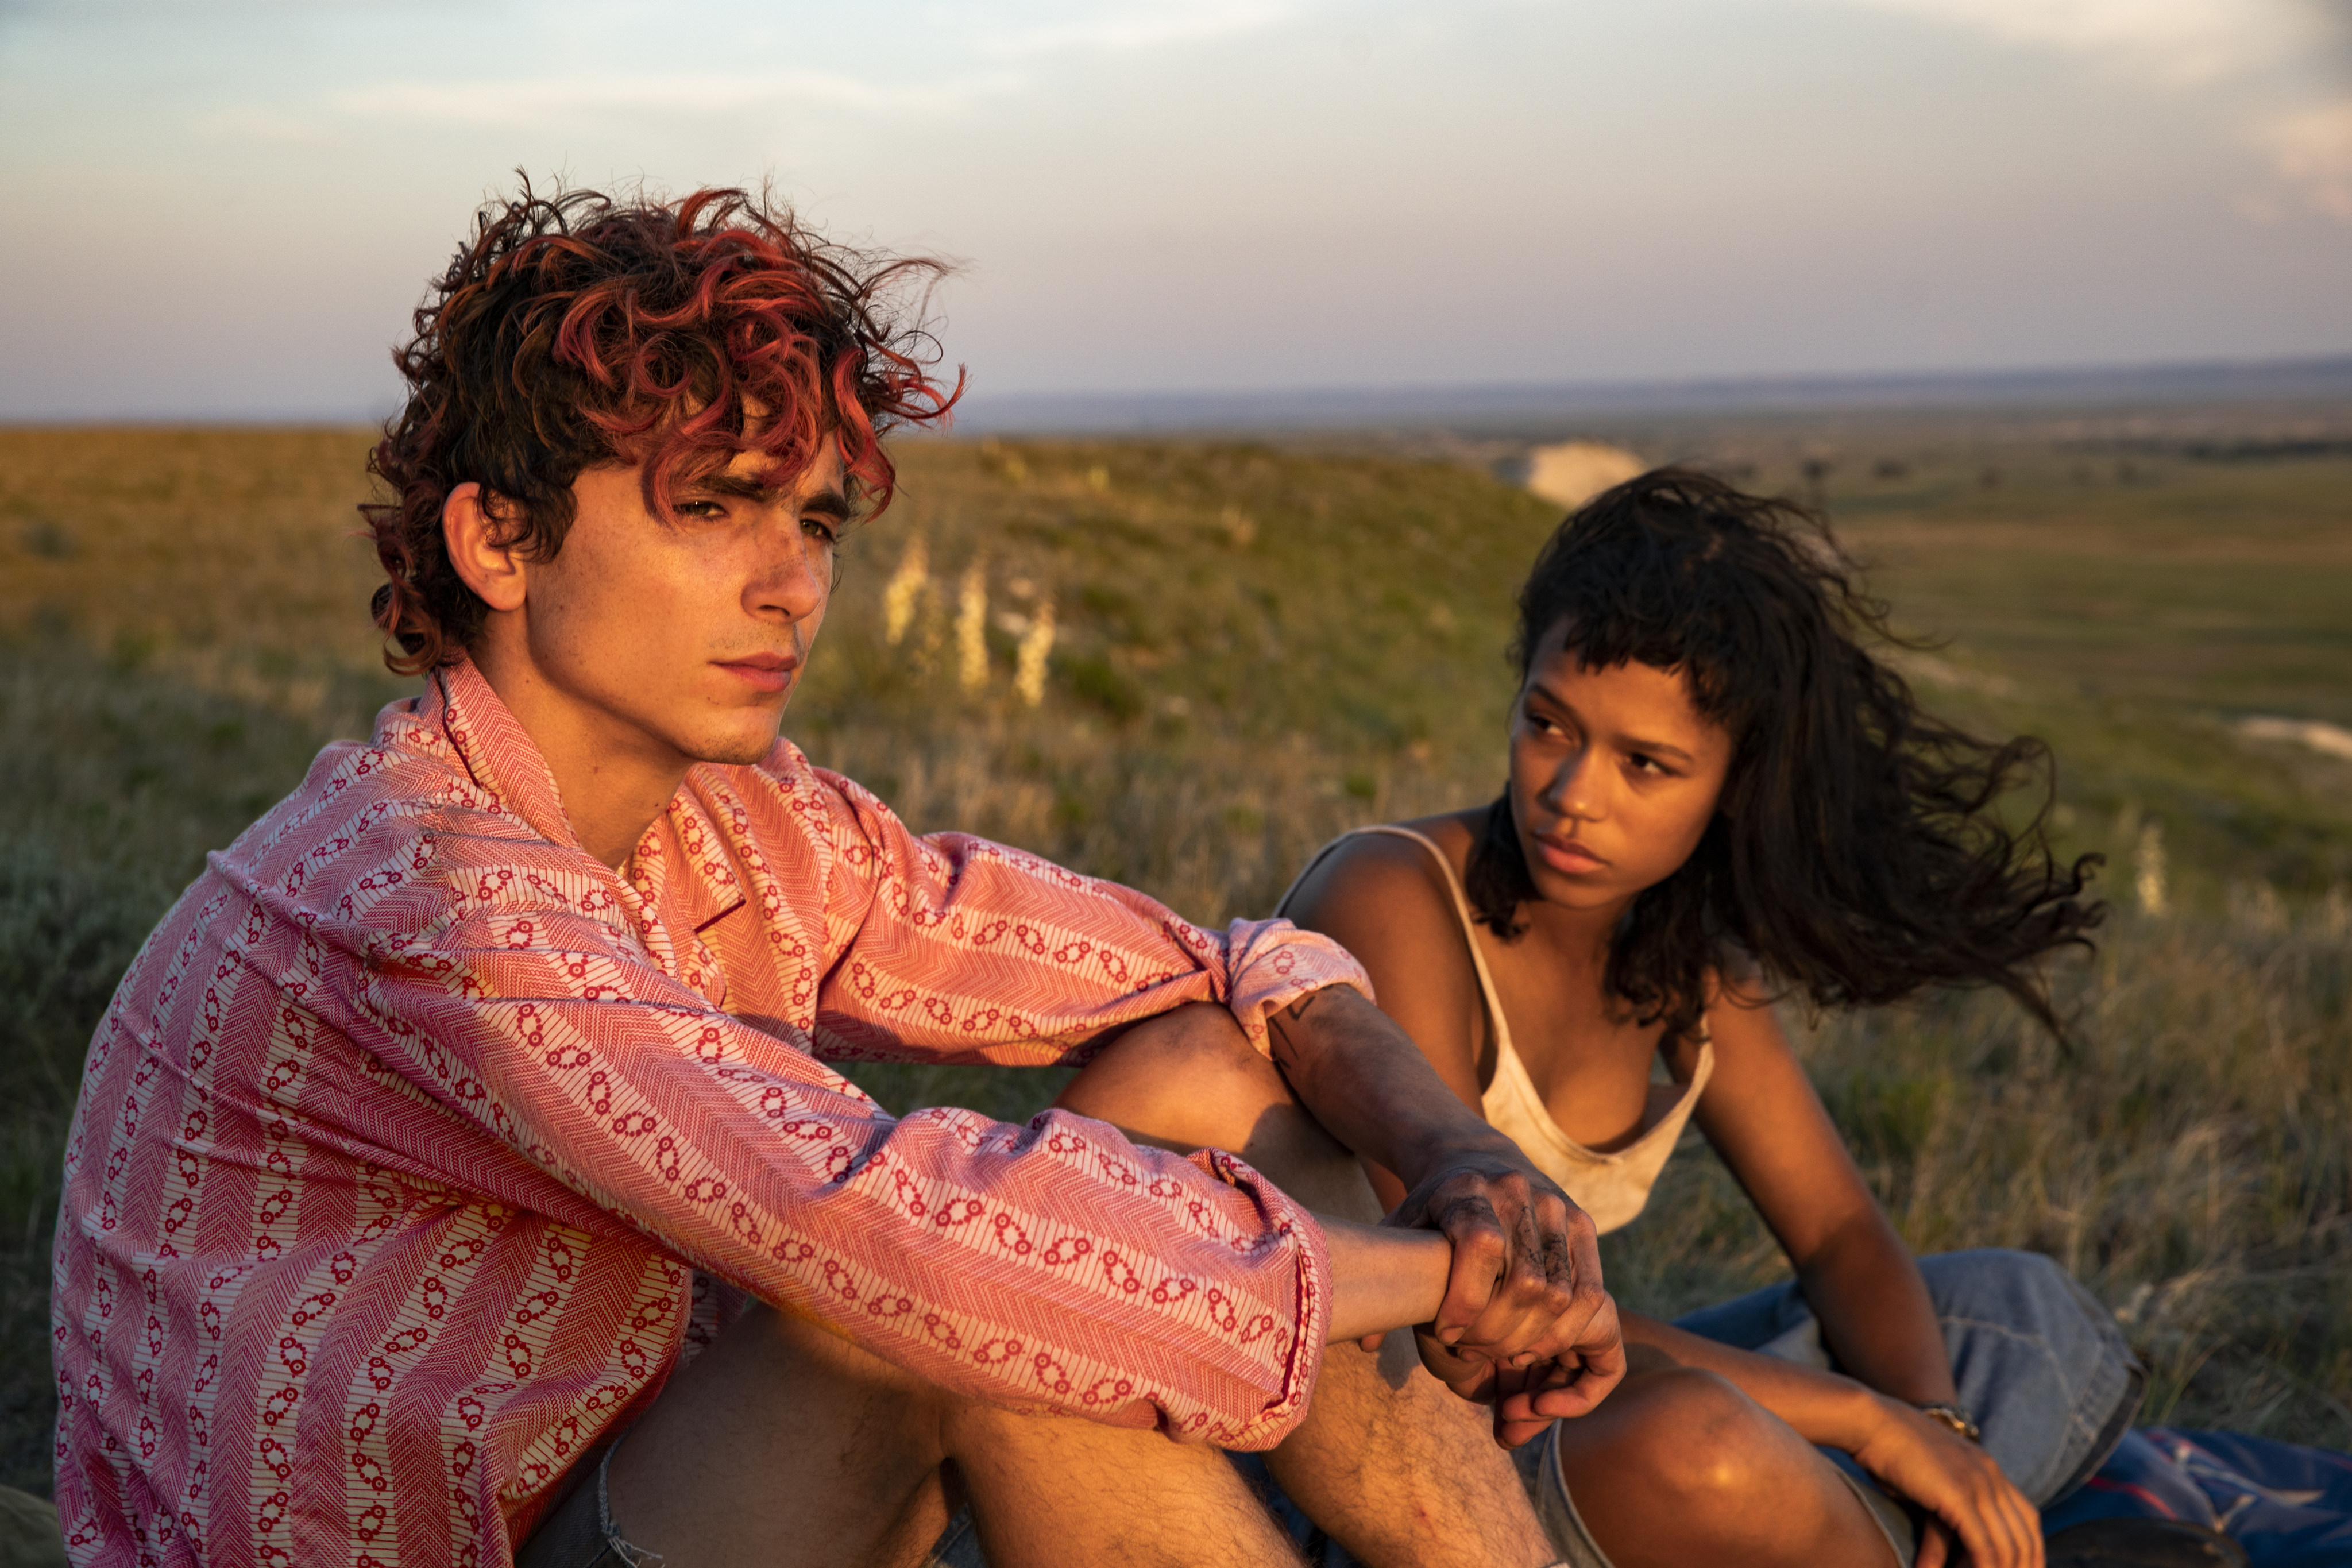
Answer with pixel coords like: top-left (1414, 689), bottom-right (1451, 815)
top-left (695, 472), bottom-right (783, 502)
top-left (692, 473), bottom-right (855, 517)
top-left (1524, 679), bottom-right (1697, 764)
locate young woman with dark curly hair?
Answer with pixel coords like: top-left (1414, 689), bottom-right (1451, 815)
top-left (1279, 470), bottom-right (2143, 1568)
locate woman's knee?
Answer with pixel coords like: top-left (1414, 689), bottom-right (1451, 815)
top-left (1056, 1002), bottom-right (1296, 1153)
top-left (1564, 1366), bottom-right (1786, 1507)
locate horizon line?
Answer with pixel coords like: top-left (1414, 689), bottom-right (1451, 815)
top-left (5, 350), bottom-right (2349, 432)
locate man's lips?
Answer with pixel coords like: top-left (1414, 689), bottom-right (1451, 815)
top-left (1531, 833), bottom-right (1608, 875)
top-left (713, 653), bottom-right (799, 694)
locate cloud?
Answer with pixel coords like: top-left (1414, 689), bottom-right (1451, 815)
top-left (273, 5), bottom-right (1303, 144)
top-left (974, 1), bottom-right (1297, 61)
top-left (194, 105), bottom-right (341, 145)
top-left (329, 67), bottom-right (998, 129)
top-left (1825, 0), bottom-right (2331, 85)
top-left (1820, 0), bottom-right (2352, 216)
top-left (2253, 98), bottom-right (2352, 218)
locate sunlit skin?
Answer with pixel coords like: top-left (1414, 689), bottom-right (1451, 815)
top-left (1504, 632), bottom-right (1735, 956)
top-left (1286, 619), bottom-right (2048, 1568)
top-left (442, 443), bottom-right (851, 868)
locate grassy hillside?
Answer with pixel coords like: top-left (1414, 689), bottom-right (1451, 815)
top-left (1, 422), bottom-right (2346, 1497)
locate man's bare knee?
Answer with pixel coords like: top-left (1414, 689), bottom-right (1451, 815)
top-left (943, 1397), bottom-right (1304, 1568)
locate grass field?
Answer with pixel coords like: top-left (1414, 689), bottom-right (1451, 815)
top-left (2, 419), bottom-right (2347, 1498)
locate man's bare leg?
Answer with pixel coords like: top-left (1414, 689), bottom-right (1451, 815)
top-left (1056, 1004), bottom-right (1557, 1568)
top-left (604, 1294), bottom-right (1303, 1568)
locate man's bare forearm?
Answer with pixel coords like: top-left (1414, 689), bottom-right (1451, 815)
top-left (1320, 1219), bottom-right (1453, 1343)
top-left (1265, 986), bottom-right (1521, 1187)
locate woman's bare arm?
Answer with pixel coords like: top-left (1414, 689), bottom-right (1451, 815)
top-left (1693, 982), bottom-right (1957, 1405)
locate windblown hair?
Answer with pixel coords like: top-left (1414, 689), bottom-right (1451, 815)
top-left (364, 180), bottom-right (960, 674)
top-left (1463, 468), bottom-right (2101, 1041)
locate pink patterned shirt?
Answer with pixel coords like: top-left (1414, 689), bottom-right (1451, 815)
top-left (52, 659), bottom-right (1359, 1568)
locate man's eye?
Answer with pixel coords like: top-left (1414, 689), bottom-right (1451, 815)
top-left (677, 500), bottom-right (728, 520)
top-left (802, 516), bottom-right (840, 544)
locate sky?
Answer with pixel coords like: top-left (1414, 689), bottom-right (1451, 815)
top-left (1, 0), bottom-right (2347, 420)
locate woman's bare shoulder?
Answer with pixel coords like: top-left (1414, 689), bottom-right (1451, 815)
top-left (1281, 810), bottom-right (1485, 923)
top-left (1281, 812), bottom-right (1493, 1100)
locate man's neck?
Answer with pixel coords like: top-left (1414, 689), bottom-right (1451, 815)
top-left (466, 642), bottom-right (691, 871)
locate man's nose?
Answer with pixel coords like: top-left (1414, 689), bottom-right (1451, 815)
top-left (751, 521), bottom-right (830, 621)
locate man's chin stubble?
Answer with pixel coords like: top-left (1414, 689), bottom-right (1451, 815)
top-left (694, 731), bottom-right (785, 767)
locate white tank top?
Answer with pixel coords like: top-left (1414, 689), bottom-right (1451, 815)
top-left (1280, 825), bottom-right (1713, 1235)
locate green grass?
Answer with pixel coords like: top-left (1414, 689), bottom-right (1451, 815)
top-left (1, 421), bottom-right (2347, 1498)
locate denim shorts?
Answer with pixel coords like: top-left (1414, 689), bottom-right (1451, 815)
top-left (515, 1436), bottom-right (986, 1568)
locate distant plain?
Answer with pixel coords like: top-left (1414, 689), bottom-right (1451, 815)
top-left (1, 410), bottom-right (2346, 1497)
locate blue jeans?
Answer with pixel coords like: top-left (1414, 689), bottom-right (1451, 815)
top-left (1676, 1247), bottom-right (2145, 1508)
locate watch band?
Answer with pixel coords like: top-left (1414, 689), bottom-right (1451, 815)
top-left (1917, 1403), bottom-right (1982, 1443)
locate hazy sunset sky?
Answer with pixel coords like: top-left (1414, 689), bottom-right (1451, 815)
top-left (2, 0), bottom-right (2347, 419)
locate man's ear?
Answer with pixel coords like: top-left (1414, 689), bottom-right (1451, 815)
top-left (442, 482), bottom-right (529, 614)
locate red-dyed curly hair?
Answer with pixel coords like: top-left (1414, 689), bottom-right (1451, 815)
top-left (364, 180), bottom-right (960, 674)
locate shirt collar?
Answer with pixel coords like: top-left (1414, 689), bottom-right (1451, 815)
top-left (421, 656), bottom-right (748, 964)
top-left (426, 655), bottom-right (586, 853)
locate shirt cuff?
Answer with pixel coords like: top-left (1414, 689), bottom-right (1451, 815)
top-left (1187, 1144), bottom-right (1334, 1449)
top-left (1218, 917), bottom-right (1374, 1058)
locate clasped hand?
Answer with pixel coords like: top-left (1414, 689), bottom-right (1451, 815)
top-left (1385, 1148), bottom-right (1626, 1447)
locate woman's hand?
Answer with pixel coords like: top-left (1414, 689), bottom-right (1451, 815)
top-left (1845, 1395), bottom-right (2043, 1568)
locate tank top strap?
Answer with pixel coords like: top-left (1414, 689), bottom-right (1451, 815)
top-left (1276, 825), bottom-right (1516, 1064)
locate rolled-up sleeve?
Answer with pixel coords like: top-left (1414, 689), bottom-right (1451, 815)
top-left (799, 763), bottom-right (1373, 1066)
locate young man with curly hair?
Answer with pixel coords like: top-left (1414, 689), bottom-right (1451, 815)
top-left (51, 185), bottom-right (1621, 1568)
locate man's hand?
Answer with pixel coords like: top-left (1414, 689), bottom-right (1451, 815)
top-left (1318, 1213), bottom-right (1625, 1447)
top-left (1387, 1153), bottom-right (1624, 1443)
top-left (1387, 1149), bottom-right (1602, 1364)
top-left (1412, 1291), bottom-right (1625, 1446)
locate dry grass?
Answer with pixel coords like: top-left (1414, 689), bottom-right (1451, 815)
top-left (1, 423), bottom-right (2346, 1499)
top-left (1607, 904), bottom-right (2352, 1440)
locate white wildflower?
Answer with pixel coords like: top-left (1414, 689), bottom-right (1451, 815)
top-left (882, 538), bottom-right (928, 647)
top-left (1014, 600), bottom-right (1056, 708)
top-left (2134, 820), bottom-right (2168, 917)
top-left (956, 563), bottom-right (989, 690)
